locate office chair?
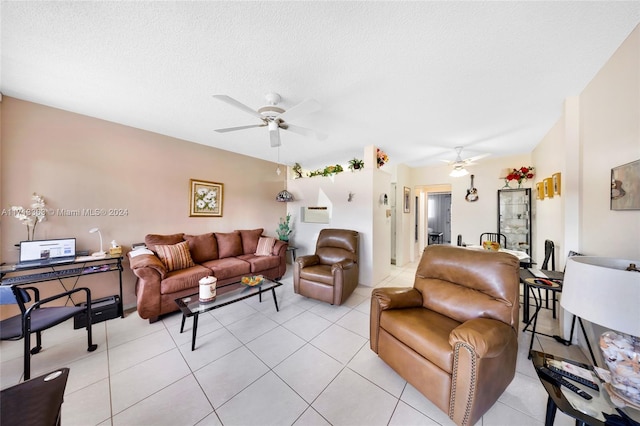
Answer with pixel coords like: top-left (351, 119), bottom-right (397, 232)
top-left (479, 232), bottom-right (507, 248)
top-left (0, 285), bottom-right (97, 380)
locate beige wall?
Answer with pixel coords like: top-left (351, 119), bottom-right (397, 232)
top-left (1, 97), bottom-right (286, 310)
top-left (580, 25), bottom-right (640, 259)
top-left (411, 153), bottom-right (534, 254)
top-left (533, 25), bottom-right (640, 263)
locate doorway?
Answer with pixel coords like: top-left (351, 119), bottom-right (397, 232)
top-left (427, 192), bottom-right (452, 244)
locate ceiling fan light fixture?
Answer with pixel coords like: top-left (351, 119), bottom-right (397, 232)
top-left (450, 166), bottom-right (469, 177)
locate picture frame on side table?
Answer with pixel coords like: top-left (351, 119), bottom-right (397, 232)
top-left (543, 178), bottom-right (554, 199)
top-left (536, 182), bottom-right (544, 200)
top-left (403, 187), bottom-right (410, 213)
top-left (552, 172), bottom-right (561, 195)
top-left (189, 179), bottom-right (223, 217)
top-left (611, 159), bottom-right (640, 210)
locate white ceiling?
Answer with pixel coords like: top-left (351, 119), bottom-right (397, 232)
top-left (2, 1), bottom-right (639, 170)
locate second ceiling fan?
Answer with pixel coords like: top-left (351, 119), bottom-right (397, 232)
top-left (213, 92), bottom-right (327, 147)
top-left (442, 146), bottom-right (490, 177)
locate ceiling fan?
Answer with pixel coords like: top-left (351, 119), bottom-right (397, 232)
top-left (212, 92), bottom-right (327, 147)
top-left (442, 146), bottom-right (490, 177)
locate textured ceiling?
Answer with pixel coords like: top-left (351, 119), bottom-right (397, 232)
top-left (2, 1), bottom-right (639, 170)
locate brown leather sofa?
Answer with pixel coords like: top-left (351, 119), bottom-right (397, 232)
top-left (293, 229), bottom-right (359, 305)
top-left (129, 229), bottom-right (287, 322)
top-left (370, 245), bottom-right (519, 426)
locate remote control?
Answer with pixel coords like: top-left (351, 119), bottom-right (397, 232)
top-left (537, 366), bottom-right (593, 400)
top-left (546, 364), bottom-right (599, 391)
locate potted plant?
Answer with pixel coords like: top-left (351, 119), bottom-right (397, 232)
top-left (292, 163), bottom-right (303, 179)
top-left (348, 158), bottom-right (364, 171)
top-left (276, 213), bottom-right (292, 241)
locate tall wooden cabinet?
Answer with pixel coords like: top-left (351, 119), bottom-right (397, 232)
top-left (497, 188), bottom-right (532, 255)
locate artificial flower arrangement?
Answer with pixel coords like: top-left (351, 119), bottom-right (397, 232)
top-left (377, 148), bottom-right (389, 167)
top-left (10, 193), bottom-right (48, 240)
top-left (505, 167), bottom-right (535, 187)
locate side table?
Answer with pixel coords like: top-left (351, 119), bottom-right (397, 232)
top-left (286, 246), bottom-right (297, 263)
top-left (530, 350), bottom-right (640, 426)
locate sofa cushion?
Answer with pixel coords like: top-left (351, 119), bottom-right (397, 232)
top-left (380, 307), bottom-right (460, 373)
top-left (160, 264), bottom-right (211, 294)
top-left (145, 233), bottom-right (185, 253)
top-left (255, 237), bottom-right (276, 256)
top-left (237, 228), bottom-right (264, 254)
top-left (215, 232), bottom-right (243, 258)
top-left (202, 257), bottom-right (251, 280)
top-left (241, 254), bottom-right (281, 273)
top-left (184, 233), bottom-right (218, 263)
top-left (155, 241), bottom-right (195, 272)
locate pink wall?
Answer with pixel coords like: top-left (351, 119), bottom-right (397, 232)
top-left (1, 97), bottom-right (287, 310)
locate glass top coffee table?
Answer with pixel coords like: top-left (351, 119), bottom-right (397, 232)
top-left (175, 277), bottom-right (282, 350)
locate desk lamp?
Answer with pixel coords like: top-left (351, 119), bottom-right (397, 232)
top-left (89, 228), bottom-right (106, 257)
top-left (562, 256), bottom-right (640, 365)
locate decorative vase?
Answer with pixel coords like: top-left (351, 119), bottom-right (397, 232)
top-left (600, 331), bottom-right (640, 406)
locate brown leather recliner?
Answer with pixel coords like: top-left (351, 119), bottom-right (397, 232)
top-left (294, 229), bottom-right (359, 305)
top-left (370, 245), bottom-right (519, 426)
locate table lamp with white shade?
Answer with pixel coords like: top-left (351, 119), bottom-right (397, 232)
top-left (562, 256), bottom-right (640, 405)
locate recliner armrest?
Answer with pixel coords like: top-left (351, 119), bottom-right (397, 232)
top-left (371, 287), bottom-right (423, 311)
top-left (449, 318), bottom-right (515, 358)
top-left (331, 259), bottom-right (355, 273)
top-left (295, 254), bottom-right (320, 268)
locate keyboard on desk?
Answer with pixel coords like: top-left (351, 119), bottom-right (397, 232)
top-left (1, 268), bottom-right (84, 285)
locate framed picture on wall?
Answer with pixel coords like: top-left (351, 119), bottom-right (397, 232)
top-left (189, 179), bottom-right (223, 217)
top-left (552, 172), bottom-right (561, 195)
top-left (611, 159), bottom-right (640, 210)
top-left (403, 187), bottom-right (410, 213)
top-left (543, 178), bottom-right (554, 198)
top-left (536, 182), bottom-right (544, 200)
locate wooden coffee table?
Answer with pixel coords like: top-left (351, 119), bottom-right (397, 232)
top-left (175, 277), bottom-right (282, 350)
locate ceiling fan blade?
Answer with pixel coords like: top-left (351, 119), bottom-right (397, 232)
top-left (214, 124), bottom-right (265, 133)
top-left (212, 95), bottom-right (265, 120)
top-left (284, 123), bottom-right (328, 141)
top-left (464, 153), bottom-right (491, 163)
top-left (269, 121), bottom-right (281, 147)
top-left (277, 98), bottom-right (321, 122)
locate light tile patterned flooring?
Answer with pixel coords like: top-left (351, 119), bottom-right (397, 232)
top-left (0, 262), bottom-right (589, 426)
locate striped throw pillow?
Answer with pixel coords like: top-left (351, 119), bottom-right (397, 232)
top-left (155, 241), bottom-right (195, 271)
top-left (255, 237), bottom-right (276, 256)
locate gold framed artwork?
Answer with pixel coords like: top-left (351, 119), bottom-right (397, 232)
top-left (536, 182), bottom-right (544, 200)
top-left (189, 179), bottom-right (223, 217)
top-left (543, 178), bottom-right (554, 198)
top-left (552, 172), bottom-right (561, 195)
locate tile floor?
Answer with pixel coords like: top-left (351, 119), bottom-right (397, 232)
top-left (0, 262), bottom-right (589, 426)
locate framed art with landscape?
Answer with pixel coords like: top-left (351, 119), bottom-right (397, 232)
top-left (611, 159), bottom-right (640, 210)
top-left (190, 179), bottom-right (223, 217)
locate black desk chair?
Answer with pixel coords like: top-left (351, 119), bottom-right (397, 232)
top-left (1, 368), bottom-right (70, 426)
top-left (541, 239), bottom-right (557, 317)
top-left (479, 232), bottom-right (507, 248)
top-left (0, 285), bottom-right (97, 380)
